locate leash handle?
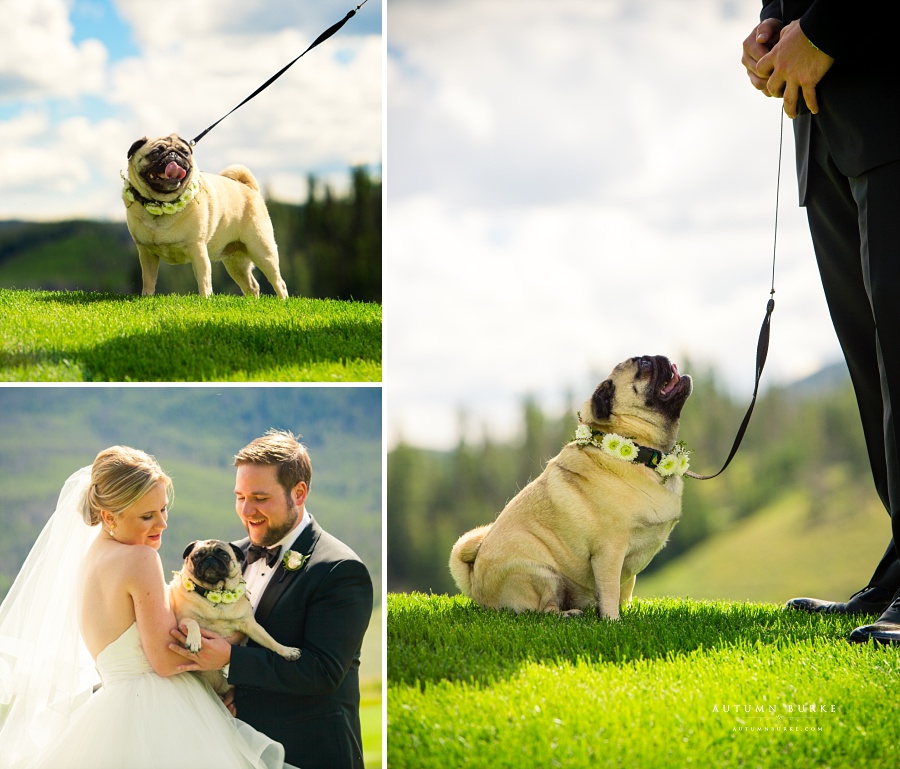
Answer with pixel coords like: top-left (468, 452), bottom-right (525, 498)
top-left (686, 110), bottom-right (784, 481)
top-left (191, 1), bottom-right (369, 146)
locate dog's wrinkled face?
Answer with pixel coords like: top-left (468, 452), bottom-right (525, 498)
top-left (127, 134), bottom-right (194, 198)
top-left (582, 355), bottom-right (693, 451)
top-left (182, 539), bottom-right (244, 590)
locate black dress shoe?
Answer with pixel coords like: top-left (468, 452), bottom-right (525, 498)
top-left (783, 585), bottom-right (893, 615)
top-left (848, 592), bottom-right (900, 645)
top-left (848, 622), bottom-right (900, 645)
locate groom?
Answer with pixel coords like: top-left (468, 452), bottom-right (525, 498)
top-left (172, 429), bottom-right (374, 769)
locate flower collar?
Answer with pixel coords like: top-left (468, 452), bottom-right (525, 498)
top-left (573, 418), bottom-right (691, 478)
top-left (173, 570), bottom-right (247, 604)
top-left (121, 171), bottom-right (201, 216)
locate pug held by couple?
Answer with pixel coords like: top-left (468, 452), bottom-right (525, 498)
top-left (0, 431), bottom-right (373, 769)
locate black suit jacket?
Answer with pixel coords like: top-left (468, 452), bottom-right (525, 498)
top-left (761, 1), bottom-right (900, 201)
top-left (229, 516), bottom-right (373, 769)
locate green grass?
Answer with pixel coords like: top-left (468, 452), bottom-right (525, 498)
top-left (0, 288), bottom-right (380, 381)
top-left (638, 484), bottom-right (890, 604)
top-left (388, 592), bottom-right (900, 768)
top-left (361, 679), bottom-right (384, 769)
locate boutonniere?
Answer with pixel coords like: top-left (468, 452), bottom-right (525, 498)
top-left (282, 550), bottom-right (309, 571)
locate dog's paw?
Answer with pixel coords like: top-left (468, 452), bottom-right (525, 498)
top-left (185, 628), bottom-right (202, 654)
top-left (282, 647), bottom-right (302, 661)
top-left (559, 609), bottom-right (584, 619)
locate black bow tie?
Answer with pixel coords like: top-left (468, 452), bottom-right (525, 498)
top-left (246, 544), bottom-right (281, 568)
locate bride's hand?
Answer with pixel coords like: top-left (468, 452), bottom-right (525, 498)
top-left (221, 686), bottom-right (237, 717)
top-left (169, 624), bottom-right (233, 671)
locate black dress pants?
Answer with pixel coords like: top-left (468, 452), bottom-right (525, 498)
top-left (803, 117), bottom-right (900, 594)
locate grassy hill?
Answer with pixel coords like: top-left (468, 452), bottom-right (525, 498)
top-left (637, 476), bottom-right (890, 605)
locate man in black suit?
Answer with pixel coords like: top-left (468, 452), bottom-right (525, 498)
top-left (742, 2), bottom-right (900, 644)
top-left (172, 430), bottom-right (373, 767)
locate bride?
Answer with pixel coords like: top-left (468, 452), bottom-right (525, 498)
top-left (0, 447), bottom-right (296, 769)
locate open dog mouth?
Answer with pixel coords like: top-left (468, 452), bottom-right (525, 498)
top-left (143, 150), bottom-right (190, 191)
top-left (636, 355), bottom-right (691, 406)
top-left (659, 362), bottom-right (682, 399)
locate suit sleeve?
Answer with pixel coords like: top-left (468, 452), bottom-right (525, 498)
top-left (227, 559), bottom-right (373, 696)
top-left (797, 0), bottom-right (878, 62)
top-left (760, 0), bottom-right (782, 22)
top-left (758, 0), bottom-right (883, 63)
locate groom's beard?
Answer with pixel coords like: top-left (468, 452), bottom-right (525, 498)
top-left (254, 496), bottom-right (301, 547)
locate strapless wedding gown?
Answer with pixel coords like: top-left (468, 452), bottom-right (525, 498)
top-left (30, 623), bottom-right (295, 769)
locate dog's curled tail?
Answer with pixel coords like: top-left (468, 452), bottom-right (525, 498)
top-left (448, 524), bottom-right (492, 597)
top-left (219, 164), bottom-right (260, 192)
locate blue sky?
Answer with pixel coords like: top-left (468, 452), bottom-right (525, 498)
top-left (70, 0), bottom-right (136, 60)
top-left (385, 0), bottom-right (843, 449)
top-left (0, 0), bottom-right (382, 219)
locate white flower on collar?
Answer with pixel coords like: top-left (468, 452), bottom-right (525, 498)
top-left (656, 443), bottom-right (691, 477)
top-left (173, 570), bottom-right (247, 604)
top-left (600, 432), bottom-right (638, 461)
top-left (121, 172), bottom-right (201, 216)
top-left (572, 414), bottom-right (691, 478)
top-left (282, 550), bottom-right (309, 571)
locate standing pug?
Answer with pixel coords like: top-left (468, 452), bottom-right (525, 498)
top-left (123, 134), bottom-right (289, 298)
top-left (450, 355), bottom-right (693, 619)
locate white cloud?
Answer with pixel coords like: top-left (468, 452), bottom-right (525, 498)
top-left (0, 0), bottom-right (107, 102)
top-left (385, 0), bottom-right (842, 449)
top-left (0, 0), bottom-right (381, 219)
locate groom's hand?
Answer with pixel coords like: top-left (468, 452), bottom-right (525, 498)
top-left (169, 623), bottom-right (233, 671)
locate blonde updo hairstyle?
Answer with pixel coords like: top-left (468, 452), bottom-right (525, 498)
top-left (81, 446), bottom-right (173, 528)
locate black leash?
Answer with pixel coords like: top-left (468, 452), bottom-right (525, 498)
top-left (686, 110), bottom-right (783, 480)
top-left (190, 0), bottom-right (369, 147)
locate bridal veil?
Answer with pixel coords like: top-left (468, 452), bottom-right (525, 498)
top-left (0, 467), bottom-right (101, 769)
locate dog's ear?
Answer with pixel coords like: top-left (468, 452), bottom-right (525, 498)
top-left (182, 541), bottom-right (198, 559)
top-left (127, 137), bottom-right (148, 159)
top-left (230, 542), bottom-right (245, 563)
top-left (591, 379), bottom-right (615, 420)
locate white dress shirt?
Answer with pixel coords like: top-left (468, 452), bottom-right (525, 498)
top-left (243, 508), bottom-right (311, 613)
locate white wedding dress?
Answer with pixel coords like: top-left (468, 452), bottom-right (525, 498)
top-left (0, 467), bottom-right (298, 769)
top-left (30, 623), bottom-right (293, 769)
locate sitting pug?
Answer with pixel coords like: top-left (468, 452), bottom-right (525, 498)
top-left (449, 355), bottom-right (693, 619)
top-left (169, 539), bottom-right (300, 693)
top-left (123, 134), bottom-right (289, 298)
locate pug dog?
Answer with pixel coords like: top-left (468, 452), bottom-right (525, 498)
top-left (449, 355), bottom-right (693, 619)
top-left (123, 134), bottom-right (289, 298)
top-left (169, 539), bottom-right (301, 693)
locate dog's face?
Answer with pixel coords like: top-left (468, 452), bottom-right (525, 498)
top-left (181, 539), bottom-right (244, 590)
top-left (581, 355), bottom-right (692, 451)
top-left (127, 134), bottom-right (194, 199)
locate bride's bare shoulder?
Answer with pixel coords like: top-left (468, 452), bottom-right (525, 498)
top-left (87, 540), bottom-right (164, 586)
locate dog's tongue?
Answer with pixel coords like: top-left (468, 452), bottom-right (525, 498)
top-left (164, 161), bottom-right (186, 180)
top-left (661, 363), bottom-right (680, 396)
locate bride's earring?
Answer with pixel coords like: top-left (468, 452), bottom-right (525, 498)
top-left (105, 516), bottom-right (118, 540)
